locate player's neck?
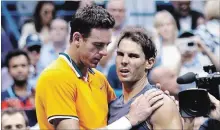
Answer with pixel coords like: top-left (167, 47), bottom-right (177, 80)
top-left (122, 74), bottom-right (148, 104)
top-left (66, 47), bottom-right (88, 77)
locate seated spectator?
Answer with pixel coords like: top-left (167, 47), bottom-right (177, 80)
top-left (39, 18), bottom-right (68, 68)
top-left (195, 0), bottom-right (220, 71)
top-left (153, 10), bottom-right (181, 74)
top-left (19, 1), bottom-right (55, 48)
top-left (1, 108), bottom-right (29, 130)
top-left (1, 50), bottom-right (37, 126)
top-left (171, 1), bottom-right (205, 32)
top-left (24, 34), bottom-right (44, 87)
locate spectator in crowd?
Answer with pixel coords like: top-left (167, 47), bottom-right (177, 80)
top-left (1, 50), bottom-right (36, 126)
top-left (195, 0), bottom-right (220, 71)
top-left (1, 108), bottom-right (29, 130)
top-left (39, 18), bottom-right (68, 68)
top-left (24, 34), bottom-right (44, 87)
top-left (108, 27), bottom-right (182, 129)
top-left (149, 67), bottom-right (180, 98)
top-left (176, 31), bottom-right (206, 76)
top-left (35, 5), bottom-right (165, 130)
top-left (153, 10), bottom-right (181, 74)
top-left (171, 0), bottom-right (205, 32)
top-left (98, 0), bottom-right (126, 75)
top-left (1, 34), bottom-right (43, 90)
top-left (19, 1), bottom-right (55, 48)
top-left (176, 31), bottom-right (220, 76)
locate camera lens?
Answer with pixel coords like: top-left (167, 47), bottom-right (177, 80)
top-left (178, 89), bottom-right (211, 117)
top-left (188, 42), bottom-right (194, 46)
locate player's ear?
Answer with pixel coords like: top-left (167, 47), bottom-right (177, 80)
top-left (72, 32), bottom-right (83, 48)
top-left (145, 57), bottom-right (155, 70)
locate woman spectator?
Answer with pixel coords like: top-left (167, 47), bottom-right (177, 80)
top-left (153, 10), bottom-right (181, 74)
top-left (19, 1), bottom-right (55, 48)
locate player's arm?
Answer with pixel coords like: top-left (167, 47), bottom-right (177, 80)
top-left (55, 119), bottom-right (79, 129)
top-left (37, 70), bottom-right (79, 129)
top-left (149, 94), bottom-right (183, 129)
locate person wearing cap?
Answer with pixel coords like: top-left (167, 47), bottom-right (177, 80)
top-left (24, 34), bottom-right (45, 88)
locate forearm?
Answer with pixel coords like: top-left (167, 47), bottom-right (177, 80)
top-left (203, 48), bottom-right (220, 72)
top-left (97, 116), bottom-right (132, 130)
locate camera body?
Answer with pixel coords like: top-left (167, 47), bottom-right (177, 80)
top-left (177, 37), bottom-right (198, 55)
top-left (178, 65), bottom-right (220, 117)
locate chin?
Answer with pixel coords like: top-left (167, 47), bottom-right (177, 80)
top-left (118, 77), bottom-right (131, 82)
top-left (89, 63), bottom-right (98, 68)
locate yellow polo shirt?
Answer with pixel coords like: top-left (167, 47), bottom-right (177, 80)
top-left (35, 53), bottom-right (116, 129)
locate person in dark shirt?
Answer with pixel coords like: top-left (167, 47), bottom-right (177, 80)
top-left (1, 50), bottom-right (36, 126)
top-left (108, 27), bottom-right (182, 129)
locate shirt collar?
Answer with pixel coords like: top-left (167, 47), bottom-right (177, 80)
top-left (59, 52), bottom-right (95, 78)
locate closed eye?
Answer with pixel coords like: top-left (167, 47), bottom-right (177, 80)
top-left (128, 53), bottom-right (139, 58)
top-left (117, 51), bottom-right (124, 56)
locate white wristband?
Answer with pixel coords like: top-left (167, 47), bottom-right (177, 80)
top-left (106, 116), bottom-right (132, 130)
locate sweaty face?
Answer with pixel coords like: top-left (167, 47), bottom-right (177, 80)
top-left (8, 55), bottom-right (29, 82)
top-left (116, 38), bottom-right (147, 83)
top-left (157, 18), bottom-right (175, 41)
top-left (78, 28), bottom-right (112, 68)
top-left (2, 113), bottom-right (27, 130)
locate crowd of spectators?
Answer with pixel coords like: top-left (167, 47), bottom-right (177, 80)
top-left (1, 0), bottom-right (220, 129)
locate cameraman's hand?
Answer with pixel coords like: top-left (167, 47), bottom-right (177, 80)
top-left (208, 93), bottom-right (220, 121)
top-left (193, 36), bottom-right (210, 54)
top-left (126, 89), bottom-right (164, 126)
top-left (183, 117), bottom-right (207, 130)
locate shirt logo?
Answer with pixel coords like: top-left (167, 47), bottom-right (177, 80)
top-left (100, 85), bottom-right (105, 90)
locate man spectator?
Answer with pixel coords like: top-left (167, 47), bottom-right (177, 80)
top-left (1, 50), bottom-right (36, 126)
top-left (149, 67), bottom-right (180, 98)
top-left (176, 31), bottom-right (207, 77)
top-left (2, 108), bottom-right (30, 130)
top-left (98, 0), bottom-right (126, 75)
top-left (24, 34), bottom-right (44, 88)
top-left (39, 18), bottom-right (68, 68)
top-left (171, 1), bottom-right (205, 32)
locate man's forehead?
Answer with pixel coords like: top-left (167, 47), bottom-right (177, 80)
top-left (2, 113), bottom-right (24, 122)
top-left (88, 28), bottom-right (112, 42)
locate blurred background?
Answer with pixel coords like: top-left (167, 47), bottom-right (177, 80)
top-left (1, 0), bottom-right (220, 129)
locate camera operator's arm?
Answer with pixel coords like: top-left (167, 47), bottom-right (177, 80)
top-left (208, 93), bottom-right (220, 121)
top-left (194, 37), bottom-right (220, 72)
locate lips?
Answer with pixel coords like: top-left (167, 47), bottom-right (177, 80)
top-left (119, 68), bottom-right (130, 77)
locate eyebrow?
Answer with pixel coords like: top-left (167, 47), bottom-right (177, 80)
top-left (93, 42), bottom-right (111, 45)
